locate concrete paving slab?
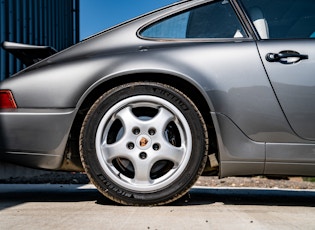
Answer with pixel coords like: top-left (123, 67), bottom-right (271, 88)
top-left (1, 184), bottom-right (315, 230)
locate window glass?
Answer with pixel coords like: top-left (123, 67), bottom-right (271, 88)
top-left (239, 0), bottom-right (315, 39)
top-left (141, 0), bottom-right (246, 39)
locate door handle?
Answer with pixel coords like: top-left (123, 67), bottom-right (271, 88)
top-left (266, 51), bottom-right (308, 63)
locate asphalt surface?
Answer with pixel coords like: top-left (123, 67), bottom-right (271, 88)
top-left (1, 184), bottom-right (315, 230)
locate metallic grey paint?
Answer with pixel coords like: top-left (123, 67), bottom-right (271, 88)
top-left (1, 0), bottom-right (315, 178)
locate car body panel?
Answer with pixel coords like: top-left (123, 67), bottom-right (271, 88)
top-left (212, 112), bottom-right (265, 177)
top-left (0, 108), bottom-right (76, 168)
top-left (257, 40), bottom-right (315, 140)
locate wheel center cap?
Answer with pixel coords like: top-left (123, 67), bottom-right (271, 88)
top-left (136, 135), bottom-right (151, 150)
top-left (140, 137), bottom-right (148, 147)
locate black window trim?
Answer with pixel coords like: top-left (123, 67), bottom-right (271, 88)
top-left (137, 0), bottom-right (254, 42)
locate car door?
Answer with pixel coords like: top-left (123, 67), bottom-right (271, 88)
top-left (240, 0), bottom-right (315, 140)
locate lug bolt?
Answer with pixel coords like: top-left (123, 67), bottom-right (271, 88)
top-left (153, 143), bottom-right (160, 151)
top-left (127, 142), bottom-right (135, 150)
top-left (139, 152), bottom-right (147, 159)
top-left (148, 128), bottom-right (156, 136)
top-left (133, 128), bottom-right (140, 135)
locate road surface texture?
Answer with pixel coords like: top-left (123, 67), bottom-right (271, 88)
top-left (1, 184), bottom-right (315, 230)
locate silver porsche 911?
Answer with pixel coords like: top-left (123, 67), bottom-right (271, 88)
top-left (1, 0), bottom-right (315, 205)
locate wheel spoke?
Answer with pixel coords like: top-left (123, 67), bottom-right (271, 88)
top-left (116, 106), bottom-right (142, 131)
top-left (150, 107), bottom-right (174, 130)
top-left (156, 144), bottom-right (185, 166)
top-left (100, 106), bottom-right (142, 162)
top-left (101, 141), bottom-right (129, 162)
top-left (132, 158), bottom-right (154, 184)
top-left (149, 108), bottom-right (185, 166)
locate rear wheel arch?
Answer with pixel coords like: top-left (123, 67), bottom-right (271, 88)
top-left (67, 72), bottom-right (218, 174)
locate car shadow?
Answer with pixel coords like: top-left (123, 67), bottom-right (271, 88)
top-left (0, 184), bottom-right (115, 211)
top-left (170, 187), bottom-right (315, 207)
top-left (1, 185), bottom-right (315, 210)
top-left (96, 186), bottom-right (315, 207)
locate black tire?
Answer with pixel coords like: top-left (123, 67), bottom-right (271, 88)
top-left (80, 82), bottom-right (208, 205)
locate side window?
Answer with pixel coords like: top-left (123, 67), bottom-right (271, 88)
top-left (140, 0), bottom-right (246, 39)
top-left (240, 0), bottom-right (315, 39)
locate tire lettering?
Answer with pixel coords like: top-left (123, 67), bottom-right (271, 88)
top-left (153, 87), bottom-right (188, 111)
top-left (97, 174), bottom-right (132, 198)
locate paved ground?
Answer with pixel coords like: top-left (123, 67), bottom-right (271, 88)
top-left (1, 184), bottom-right (315, 230)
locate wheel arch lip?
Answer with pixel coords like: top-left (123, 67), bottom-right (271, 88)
top-left (76, 67), bottom-right (216, 113)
